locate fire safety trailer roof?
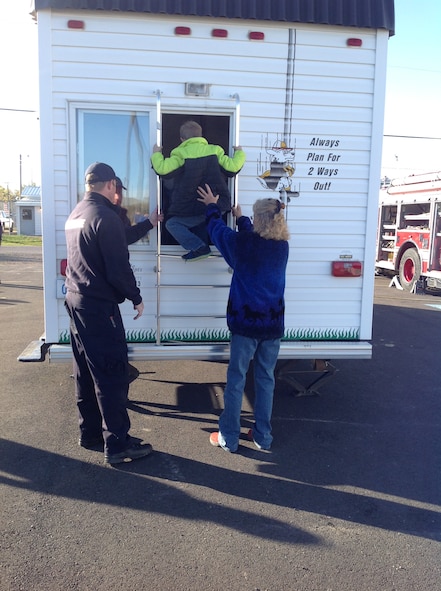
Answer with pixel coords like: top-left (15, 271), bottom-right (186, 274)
top-left (32, 0), bottom-right (395, 36)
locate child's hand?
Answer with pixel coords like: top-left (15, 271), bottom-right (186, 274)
top-left (197, 184), bottom-right (219, 205)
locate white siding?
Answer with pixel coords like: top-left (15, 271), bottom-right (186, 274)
top-left (38, 9), bottom-right (387, 352)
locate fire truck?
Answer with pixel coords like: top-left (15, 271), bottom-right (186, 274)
top-left (376, 171), bottom-right (441, 291)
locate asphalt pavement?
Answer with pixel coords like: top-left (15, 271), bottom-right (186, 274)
top-left (1, 246), bottom-right (440, 591)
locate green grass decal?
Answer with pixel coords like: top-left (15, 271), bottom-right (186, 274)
top-left (59, 327), bottom-right (360, 344)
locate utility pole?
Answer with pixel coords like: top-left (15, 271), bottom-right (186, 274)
top-left (19, 154), bottom-right (30, 195)
top-left (19, 154), bottom-right (22, 196)
top-left (7, 183), bottom-right (12, 234)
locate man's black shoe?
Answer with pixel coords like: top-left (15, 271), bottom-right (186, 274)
top-left (104, 442), bottom-right (153, 465)
top-left (78, 435), bottom-right (104, 450)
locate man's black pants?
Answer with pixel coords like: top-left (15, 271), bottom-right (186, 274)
top-left (65, 293), bottom-right (131, 454)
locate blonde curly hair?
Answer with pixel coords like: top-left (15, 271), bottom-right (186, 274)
top-left (252, 198), bottom-right (290, 241)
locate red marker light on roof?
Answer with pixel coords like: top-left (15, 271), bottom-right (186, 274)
top-left (212, 29), bottom-right (228, 38)
top-left (175, 26), bottom-right (191, 36)
top-left (249, 31), bottom-right (265, 41)
top-left (67, 20), bottom-right (85, 30)
top-left (347, 38), bottom-right (362, 47)
top-left (332, 261), bottom-right (362, 277)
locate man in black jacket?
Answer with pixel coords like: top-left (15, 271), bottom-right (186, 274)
top-left (64, 162), bottom-right (153, 465)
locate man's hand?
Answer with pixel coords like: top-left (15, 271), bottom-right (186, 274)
top-left (197, 184), bottom-right (219, 205)
top-left (153, 144), bottom-right (162, 153)
top-left (149, 208), bottom-right (164, 226)
top-left (233, 145), bottom-right (243, 151)
top-left (133, 301), bottom-right (144, 320)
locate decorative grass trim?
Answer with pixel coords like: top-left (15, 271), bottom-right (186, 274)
top-left (282, 328), bottom-right (360, 341)
top-left (58, 327), bottom-right (360, 344)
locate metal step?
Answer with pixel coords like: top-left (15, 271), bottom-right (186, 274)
top-left (157, 313), bottom-right (226, 318)
top-left (156, 284), bottom-right (230, 289)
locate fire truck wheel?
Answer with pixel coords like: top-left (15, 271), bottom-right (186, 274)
top-left (398, 248), bottom-right (421, 291)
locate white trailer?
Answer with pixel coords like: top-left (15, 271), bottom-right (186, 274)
top-left (22, 1), bottom-right (395, 391)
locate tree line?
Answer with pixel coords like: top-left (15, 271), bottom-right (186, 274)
top-left (1, 185), bottom-right (24, 203)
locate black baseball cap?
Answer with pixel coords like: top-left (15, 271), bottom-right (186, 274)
top-left (85, 162), bottom-right (116, 184)
top-left (115, 177), bottom-right (127, 190)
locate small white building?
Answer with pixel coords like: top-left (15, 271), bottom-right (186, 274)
top-left (16, 186), bottom-right (42, 236)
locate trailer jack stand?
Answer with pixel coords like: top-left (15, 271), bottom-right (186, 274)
top-left (276, 359), bottom-right (337, 396)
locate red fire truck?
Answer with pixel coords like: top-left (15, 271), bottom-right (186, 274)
top-left (376, 171), bottom-right (441, 291)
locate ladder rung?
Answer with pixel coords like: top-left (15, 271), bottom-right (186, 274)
top-left (157, 252), bottom-right (224, 259)
top-left (158, 314), bottom-right (226, 318)
top-left (156, 284), bottom-right (229, 289)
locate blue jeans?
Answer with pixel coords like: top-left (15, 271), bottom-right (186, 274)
top-left (166, 215), bottom-right (207, 251)
top-left (219, 334), bottom-right (281, 452)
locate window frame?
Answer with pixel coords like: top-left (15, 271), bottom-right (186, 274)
top-left (68, 102), bottom-right (156, 248)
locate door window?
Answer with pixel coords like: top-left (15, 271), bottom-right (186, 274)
top-left (22, 208), bottom-right (33, 220)
top-left (160, 113), bottom-right (231, 245)
top-left (76, 110), bottom-right (150, 228)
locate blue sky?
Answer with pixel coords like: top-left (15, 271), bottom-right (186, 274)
top-left (0, 2), bottom-right (39, 191)
top-left (381, 0), bottom-right (441, 179)
top-left (0, 1), bottom-right (440, 190)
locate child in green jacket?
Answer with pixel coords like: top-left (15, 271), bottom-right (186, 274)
top-left (151, 120), bottom-right (245, 261)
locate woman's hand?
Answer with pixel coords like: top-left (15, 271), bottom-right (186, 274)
top-left (231, 205), bottom-right (242, 218)
top-left (197, 184), bottom-right (219, 205)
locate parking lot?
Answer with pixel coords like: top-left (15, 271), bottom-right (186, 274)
top-left (1, 246), bottom-right (440, 591)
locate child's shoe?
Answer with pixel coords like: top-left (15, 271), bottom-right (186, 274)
top-left (182, 245), bottom-right (211, 261)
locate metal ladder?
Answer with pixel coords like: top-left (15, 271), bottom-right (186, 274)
top-left (154, 90), bottom-right (241, 345)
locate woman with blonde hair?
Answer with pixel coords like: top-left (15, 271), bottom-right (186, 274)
top-left (197, 185), bottom-right (290, 453)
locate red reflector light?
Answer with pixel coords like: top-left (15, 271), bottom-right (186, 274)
top-left (175, 26), bottom-right (191, 35)
top-left (60, 259), bottom-right (68, 276)
top-left (212, 28), bottom-right (228, 38)
top-left (332, 261), bottom-right (362, 277)
top-left (67, 20), bottom-right (85, 30)
top-left (249, 31), bottom-right (265, 41)
top-left (347, 38), bottom-right (362, 47)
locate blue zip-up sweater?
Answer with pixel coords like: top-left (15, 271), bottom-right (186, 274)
top-left (65, 192), bottom-right (142, 306)
top-left (206, 203), bottom-right (289, 339)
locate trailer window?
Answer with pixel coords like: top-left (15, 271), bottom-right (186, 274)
top-left (77, 110), bottom-right (150, 226)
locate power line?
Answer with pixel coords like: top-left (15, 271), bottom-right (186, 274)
top-left (384, 134), bottom-right (441, 140)
top-left (0, 108), bottom-right (37, 113)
